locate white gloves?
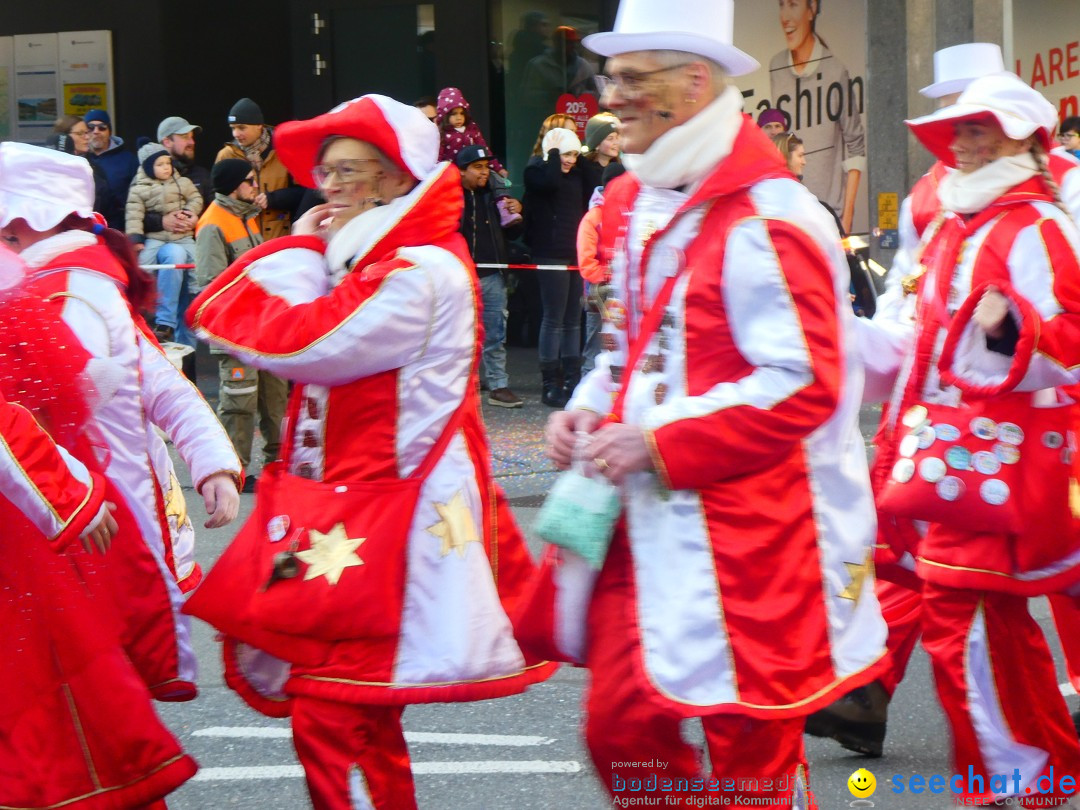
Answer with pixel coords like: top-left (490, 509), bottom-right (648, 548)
top-left (542, 128), bottom-right (583, 159)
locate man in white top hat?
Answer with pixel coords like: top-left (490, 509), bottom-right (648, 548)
top-left (542, 0), bottom-right (885, 803)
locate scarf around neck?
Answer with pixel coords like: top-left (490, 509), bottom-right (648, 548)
top-left (937, 153), bottom-right (1040, 215)
top-left (622, 84), bottom-right (745, 191)
top-left (239, 127), bottom-right (272, 170)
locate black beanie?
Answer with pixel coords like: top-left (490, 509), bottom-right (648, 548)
top-left (228, 97), bottom-right (264, 125)
top-left (212, 159), bottom-right (253, 195)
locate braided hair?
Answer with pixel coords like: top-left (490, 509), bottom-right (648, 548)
top-left (1031, 140), bottom-right (1070, 217)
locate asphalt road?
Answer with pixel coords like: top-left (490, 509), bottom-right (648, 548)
top-left (156, 345), bottom-right (1075, 810)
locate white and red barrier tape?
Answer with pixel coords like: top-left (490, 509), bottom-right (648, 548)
top-left (141, 263), bottom-right (582, 272)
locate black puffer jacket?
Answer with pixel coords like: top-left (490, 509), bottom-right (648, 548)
top-left (523, 148), bottom-right (589, 261)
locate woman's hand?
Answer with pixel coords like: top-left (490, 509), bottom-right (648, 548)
top-left (585, 423), bottom-right (653, 486)
top-left (291, 203), bottom-right (343, 238)
top-left (80, 502), bottom-right (118, 554)
top-left (546, 410), bottom-right (602, 469)
top-left (974, 286), bottom-right (1010, 338)
top-left (202, 472), bottom-right (241, 528)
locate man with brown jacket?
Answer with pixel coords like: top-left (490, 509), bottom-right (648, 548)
top-left (214, 98), bottom-right (293, 241)
top-left (195, 158), bottom-right (287, 492)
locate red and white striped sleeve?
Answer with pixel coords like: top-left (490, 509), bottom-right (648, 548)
top-left (0, 395), bottom-right (104, 549)
top-left (642, 218), bottom-right (844, 490)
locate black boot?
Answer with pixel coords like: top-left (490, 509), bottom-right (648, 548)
top-left (561, 357), bottom-right (582, 403)
top-left (540, 363), bottom-right (566, 408)
top-left (804, 679), bottom-right (889, 757)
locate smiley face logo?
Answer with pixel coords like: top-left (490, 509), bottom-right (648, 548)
top-left (848, 768), bottom-right (876, 799)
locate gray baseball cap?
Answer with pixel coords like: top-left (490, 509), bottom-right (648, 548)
top-left (157, 116), bottom-right (202, 141)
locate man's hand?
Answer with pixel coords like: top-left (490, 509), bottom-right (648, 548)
top-left (202, 472), bottom-right (241, 528)
top-left (163, 210), bottom-right (194, 234)
top-left (545, 410), bottom-right (603, 469)
top-left (255, 192), bottom-right (269, 211)
top-left (585, 423), bottom-right (653, 486)
top-left (501, 197), bottom-right (522, 215)
top-left (80, 502), bottom-right (118, 554)
top-left (973, 286), bottom-right (1010, 338)
top-left (291, 203), bottom-right (344, 238)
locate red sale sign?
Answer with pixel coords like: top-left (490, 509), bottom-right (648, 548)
top-left (557, 94), bottom-right (599, 140)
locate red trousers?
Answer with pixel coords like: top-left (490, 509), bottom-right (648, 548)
top-left (583, 536), bottom-right (816, 808)
top-left (921, 583), bottom-right (1080, 805)
top-left (291, 696), bottom-right (416, 810)
top-left (876, 577), bottom-right (923, 695)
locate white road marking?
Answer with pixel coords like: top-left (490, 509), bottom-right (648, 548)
top-left (191, 761), bottom-right (582, 782)
top-left (193, 727), bottom-right (556, 746)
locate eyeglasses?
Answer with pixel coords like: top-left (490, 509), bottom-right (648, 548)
top-left (69, 128), bottom-right (89, 137)
top-left (86, 123), bottom-right (109, 131)
top-left (1060, 131), bottom-right (1080, 141)
top-left (241, 175), bottom-right (258, 186)
top-left (594, 63), bottom-right (693, 99)
top-left (312, 158), bottom-right (381, 186)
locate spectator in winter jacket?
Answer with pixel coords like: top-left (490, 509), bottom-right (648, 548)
top-left (436, 87), bottom-right (509, 178)
top-left (523, 125), bottom-right (588, 407)
top-left (457, 145), bottom-right (525, 408)
top-left (126, 142), bottom-right (203, 345)
top-left (195, 159), bottom-right (286, 492)
top-left (83, 109), bottom-right (138, 231)
top-left (214, 98), bottom-right (295, 241)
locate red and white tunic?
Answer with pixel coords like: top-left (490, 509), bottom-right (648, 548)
top-left (566, 116), bottom-right (886, 717)
top-left (873, 177), bottom-right (1080, 593)
top-left (4, 230), bottom-right (241, 700)
top-left (0, 392), bottom-right (198, 808)
top-left (189, 163), bottom-right (555, 706)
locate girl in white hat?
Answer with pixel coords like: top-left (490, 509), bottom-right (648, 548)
top-left (873, 72), bottom-right (1080, 805)
top-left (0, 142), bottom-right (242, 700)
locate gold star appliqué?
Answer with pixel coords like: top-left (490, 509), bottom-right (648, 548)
top-left (840, 557), bottom-right (872, 602)
top-left (295, 523), bottom-right (365, 585)
top-left (426, 491), bottom-right (480, 558)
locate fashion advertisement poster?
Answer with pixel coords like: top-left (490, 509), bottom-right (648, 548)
top-left (1012, 2), bottom-right (1080, 122)
top-left (735, 0), bottom-right (869, 235)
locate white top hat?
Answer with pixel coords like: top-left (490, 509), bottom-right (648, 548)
top-left (0, 143), bottom-right (95, 232)
top-left (907, 72), bottom-right (1056, 166)
top-left (920, 42), bottom-right (1005, 99)
top-left (582, 0), bottom-right (759, 78)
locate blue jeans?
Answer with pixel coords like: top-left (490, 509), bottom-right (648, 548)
top-left (141, 239), bottom-right (196, 347)
top-left (479, 273), bottom-right (509, 390)
top-left (537, 268), bottom-right (583, 366)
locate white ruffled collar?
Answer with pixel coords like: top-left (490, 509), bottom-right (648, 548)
top-left (20, 230), bottom-right (98, 269)
top-left (937, 153), bottom-right (1040, 215)
top-left (622, 85), bottom-right (745, 192)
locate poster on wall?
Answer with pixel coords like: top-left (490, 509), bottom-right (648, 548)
top-left (734, 0), bottom-right (869, 236)
top-left (0, 38), bottom-right (13, 141)
top-left (13, 33), bottom-right (58, 144)
top-left (59, 30), bottom-right (113, 120)
top-left (1012, 2), bottom-right (1080, 130)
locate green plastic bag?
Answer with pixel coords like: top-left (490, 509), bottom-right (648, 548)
top-left (535, 468), bottom-right (620, 570)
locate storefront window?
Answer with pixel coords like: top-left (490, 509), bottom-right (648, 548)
top-left (489, 1), bottom-right (605, 184)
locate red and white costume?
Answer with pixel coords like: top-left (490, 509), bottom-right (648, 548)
top-left (3, 229), bottom-right (241, 700)
top-left (861, 74), bottom-right (1080, 804)
top-left (559, 85), bottom-right (885, 807)
top-left (857, 143), bottom-right (1080, 703)
top-left (186, 95), bottom-right (555, 809)
top-left (0, 346), bottom-right (196, 806)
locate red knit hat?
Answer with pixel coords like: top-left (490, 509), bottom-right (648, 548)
top-left (275, 95), bottom-right (440, 188)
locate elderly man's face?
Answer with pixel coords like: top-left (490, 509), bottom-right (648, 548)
top-left (600, 53), bottom-right (698, 153)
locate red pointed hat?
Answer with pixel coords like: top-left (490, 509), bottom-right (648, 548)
top-left (276, 94), bottom-right (440, 188)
